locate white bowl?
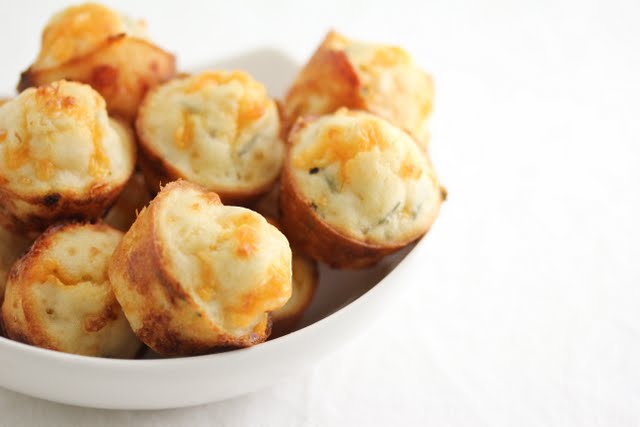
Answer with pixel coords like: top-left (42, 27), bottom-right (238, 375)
top-left (0, 240), bottom-right (423, 409)
top-left (0, 48), bottom-right (434, 409)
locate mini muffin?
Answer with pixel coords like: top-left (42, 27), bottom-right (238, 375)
top-left (0, 225), bottom-right (31, 307)
top-left (104, 172), bottom-right (151, 232)
top-left (266, 219), bottom-right (318, 337)
top-left (0, 80), bottom-right (136, 235)
top-left (283, 31), bottom-right (434, 147)
top-left (1, 222), bottom-right (141, 358)
top-left (18, 3), bottom-right (176, 122)
top-left (281, 109), bottom-right (444, 269)
top-left (108, 181), bottom-right (292, 356)
top-left (136, 71), bottom-right (285, 204)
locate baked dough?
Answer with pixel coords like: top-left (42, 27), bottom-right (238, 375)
top-left (281, 109), bottom-right (443, 268)
top-left (283, 31), bottom-right (433, 147)
top-left (108, 181), bottom-right (292, 356)
top-left (18, 3), bottom-right (176, 122)
top-left (136, 71), bottom-right (284, 204)
top-left (0, 81), bottom-right (136, 234)
top-left (1, 222), bottom-right (140, 357)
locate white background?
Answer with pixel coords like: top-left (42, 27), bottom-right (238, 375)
top-left (1, 0), bottom-right (639, 425)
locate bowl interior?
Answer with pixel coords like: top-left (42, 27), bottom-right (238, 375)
top-left (1, 48), bottom-right (414, 356)
top-left (139, 244), bottom-right (413, 358)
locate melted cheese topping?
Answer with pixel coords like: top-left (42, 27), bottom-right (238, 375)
top-left (139, 71), bottom-right (284, 193)
top-left (157, 185), bottom-right (292, 337)
top-left (290, 109), bottom-right (440, 244)
top-left (9, 224), bottom-right (139, 357)
top-left (326, 32), bottom-right (433, 141)
top-left (33, 3), bottom-right (148, 69)
top-left (0, 81), bottom-right (134, 196)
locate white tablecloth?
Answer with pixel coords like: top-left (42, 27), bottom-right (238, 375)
top-left (0, 0), bottom-right (638, 425)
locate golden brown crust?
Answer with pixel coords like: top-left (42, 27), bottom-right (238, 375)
top-left (280, 117), bottom-right (439, 269)
top-left (18, 35), bottom-right (176, 123)
top-left (280, 165), bottom-right (399, 269)
top-left (0, 179), bottom-right (126, 237)
top-left (5, 223), bottom-right (80, 350)
top-left (0, 119), bottom-right (136, 236)
top-left (272, 266), bottom-right (317, 331)
top-left (283, 31), bottom-right (433, 147)
top-left (136, 142), bottom-right (271, 206)
top-left (269, 222), bottom-right (319, 337)
top-left (0, 225), bottom-right (31, 336)
top-left (108, 181), bottom-right (276, 356)
top-left (282, 32), bottom-right (363, 136)
top-left (0, 229), bottom-right (31, 286)
top-left (263, 217), bottom-right (318, 337)
top-left (111, 198), bottom-right (209, 356)
top-left (1, 221), bottom-right (140, 357)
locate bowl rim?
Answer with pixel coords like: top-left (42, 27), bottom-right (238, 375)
top-left (0, 234), bottom-right (428, 368)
